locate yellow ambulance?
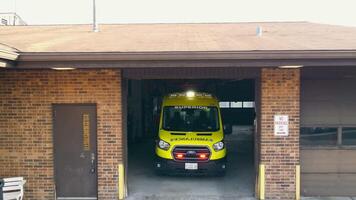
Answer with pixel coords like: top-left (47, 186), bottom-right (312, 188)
top-left (155, 91), bottom-right (231, 175)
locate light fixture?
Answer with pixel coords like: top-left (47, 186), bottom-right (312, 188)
top-left (186, 91), bottom-right (195, 98)
top-left (278, 65), bottom-right (303, 69)
top-left (0, 60), bottom-right (12, 68)
top-left (51, 67), bottom-right (76, 70)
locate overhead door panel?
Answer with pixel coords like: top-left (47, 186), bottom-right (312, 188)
top-left (301, 75), bottom-right (356, 196)
top-left (301, 79), bottom-right (356, 126)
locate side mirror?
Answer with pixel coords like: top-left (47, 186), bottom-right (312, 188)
top-left (223, 124), bottom-right (232, 135)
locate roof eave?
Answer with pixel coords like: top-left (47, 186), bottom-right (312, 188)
top-left (17, 50), bottom-right (356, 62)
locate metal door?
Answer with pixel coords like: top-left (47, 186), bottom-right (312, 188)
top-left (53, 104), bottom-right (98, 200)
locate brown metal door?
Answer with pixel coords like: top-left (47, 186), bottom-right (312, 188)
top-left (53, 104), bottom-right (98, 200)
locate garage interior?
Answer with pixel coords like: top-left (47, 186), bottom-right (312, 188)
top-left (122, 68), bottom-right (258, 199)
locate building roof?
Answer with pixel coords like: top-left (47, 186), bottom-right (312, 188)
top-left (1, 22), bottom-right (356, 54)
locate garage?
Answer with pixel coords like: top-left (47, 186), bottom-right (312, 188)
top-left (122, 68), bottom-right (258, 199)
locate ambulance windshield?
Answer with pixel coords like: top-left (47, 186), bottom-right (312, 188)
top-left (162, 106), bottom-right (220, 132)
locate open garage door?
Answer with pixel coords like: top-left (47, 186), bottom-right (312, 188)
top-left (123, 73), bottom-right (258, 199)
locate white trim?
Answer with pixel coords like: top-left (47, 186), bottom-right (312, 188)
top-left (0, 49), bottom-right (19, 61)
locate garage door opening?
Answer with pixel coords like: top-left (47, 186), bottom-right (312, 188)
top-left (125, 79), bottom-right (256, 199)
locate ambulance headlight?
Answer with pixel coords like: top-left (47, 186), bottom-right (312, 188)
top-left (213, 141), bottom-right (225, 151)
top-left (158, 139), bottom-right (170, 150)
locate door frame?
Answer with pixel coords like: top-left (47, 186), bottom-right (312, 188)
top-left (52, 103), bottom-right (98, 200)
top-left (121, 77), bottom-right (129, 198)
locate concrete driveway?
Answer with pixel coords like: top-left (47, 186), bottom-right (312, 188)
top-left (302, 198), bottom-right (356, 200)
top-left (126, 138), bottom-right (255, 200)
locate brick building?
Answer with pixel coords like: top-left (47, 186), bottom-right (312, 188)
top-left (1, 22), bottom-right (356, 200)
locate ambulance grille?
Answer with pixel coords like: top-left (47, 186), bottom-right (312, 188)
top-left (172, 146), bottom-right (210, 162)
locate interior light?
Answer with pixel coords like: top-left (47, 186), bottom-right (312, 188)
top-left (51, 67), bottom-right (76, 70)
top-left (278, 65), bottom-right (303, 69)
top-left (186, 91), bottom-right (195, 98)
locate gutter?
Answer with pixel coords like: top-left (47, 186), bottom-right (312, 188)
top-left (17, 50), bottom-right (356, 62)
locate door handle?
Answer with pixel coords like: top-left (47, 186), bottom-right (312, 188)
top-left (90, 153), bottom-right (96, 174)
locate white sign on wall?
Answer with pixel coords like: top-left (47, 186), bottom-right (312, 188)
top-left (274, 115), bottom-right (289, 136)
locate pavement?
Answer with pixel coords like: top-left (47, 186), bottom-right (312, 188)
top-left (302, 198), bottom-right (356, 200)
top-left (126, 137), bottom-right (255, 200)
top-left (125, 132), bottom-right (356, 200)
top-left (126, 195), bottom-right (256, 200)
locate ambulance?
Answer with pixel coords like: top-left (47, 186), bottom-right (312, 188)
top-left (155, 91), bottom-right (231, 175)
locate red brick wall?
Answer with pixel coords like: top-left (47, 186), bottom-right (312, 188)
top-left (0, 69), bottom-right (122, 200)
top-left (260, 68), bottom-right (300, 199)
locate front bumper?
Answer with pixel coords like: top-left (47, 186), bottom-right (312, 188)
top-left (155, 156), bottom-right (227, 175)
